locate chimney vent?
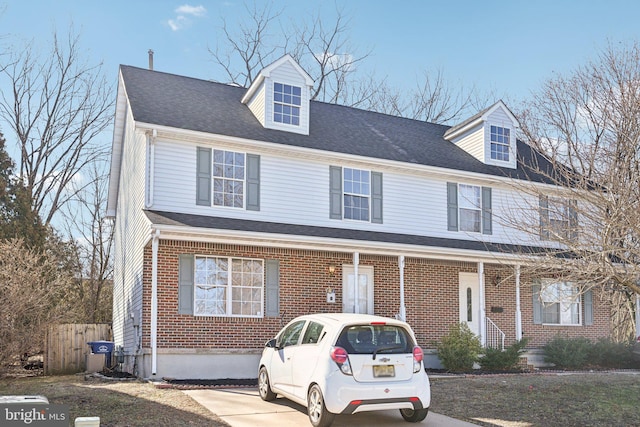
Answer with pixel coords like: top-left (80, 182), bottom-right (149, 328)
top-left (148, 49), bottom-right (154, 71)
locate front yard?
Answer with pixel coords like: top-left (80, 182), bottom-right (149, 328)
top-left (0, 371), bottom-right (639, 426)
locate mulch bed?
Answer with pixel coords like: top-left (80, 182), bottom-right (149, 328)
top-left (156, 378), bottom-right (259, 389)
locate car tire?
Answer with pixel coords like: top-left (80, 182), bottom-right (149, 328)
top-left (400, 407), bottom-right (429, 422)
top-left (258, 367), bottom-right (277, 401)
top-left (307, 384), bottom-right (335, 427)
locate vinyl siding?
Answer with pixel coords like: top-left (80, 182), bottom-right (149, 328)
top-left (245, 83), bottom-right (266, 127)
top-left (149, 138), bottom-right (545, 247)
top-left (111, 107), bottom-right (152, 357)
top-left (451, 124), bottom-right (484, 162)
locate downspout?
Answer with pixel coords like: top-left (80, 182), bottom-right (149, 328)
top-left (478, 262), bottom-right (486, 347)
top-left (151, 229), bottom-right (160, 375)
top-left (353, 252), bottom-right (360, 313)
top-left (398, 256), bottom-right (406, 321)
top-left (515, 265), bottom-right (522, 341)
top-left (145, 129), bottom-right (157, 208)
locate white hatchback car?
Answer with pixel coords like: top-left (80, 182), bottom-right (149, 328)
top-left (258, 313), bottom-right (431, 427)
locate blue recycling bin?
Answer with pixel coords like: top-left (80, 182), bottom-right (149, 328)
top-left (88, 341), bottom-right (114, 368)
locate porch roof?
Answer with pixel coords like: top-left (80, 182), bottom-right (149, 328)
top-left (145, 210), bottom-right (548, 260)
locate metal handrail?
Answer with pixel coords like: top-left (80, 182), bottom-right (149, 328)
top-left (485, 317), bottom-right (505, 350)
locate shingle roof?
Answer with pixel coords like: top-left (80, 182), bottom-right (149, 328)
top-left (120, 65), bottom-right (554, 184)
top-left (145, 210), bottom-right (547, 255)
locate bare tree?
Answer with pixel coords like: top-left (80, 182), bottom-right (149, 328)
top-left (60, 160), bottom-right (114, 323)
top-left (208, 3), bottom-right (490, 124)
top-left (208, 2), bottom-right (283, 87)
top-left (504, 41), bottom-right (640, 340)
top-left (0, 28), bottom-right (113, 226)
top-left (354, 68), bottom-right (491, 124)
top-left (0, 238), bottom-right (76, 373)
top-left (289, 8), bottom-right (372, 104)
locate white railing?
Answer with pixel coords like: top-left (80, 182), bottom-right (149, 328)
top-left (485, 317), bottom-right (505, 350)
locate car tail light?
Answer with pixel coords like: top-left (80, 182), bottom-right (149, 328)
top-left (330, 346), bottom-right (352, 375)
top-left (413, 346), bottom-right (424, 373)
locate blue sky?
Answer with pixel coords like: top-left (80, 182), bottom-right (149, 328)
top-left (2, 0), bottom-right (640, 110)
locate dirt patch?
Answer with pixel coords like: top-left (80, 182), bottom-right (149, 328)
top-left (0, 374), bottom-right (229, 427)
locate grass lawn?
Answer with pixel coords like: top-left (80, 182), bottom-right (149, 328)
top-left (430, 371), bottom-right (640, 427)
top-left (0, 374), bottom-right (229, 426)
top-left (0, 371), bottom-right (639, 426)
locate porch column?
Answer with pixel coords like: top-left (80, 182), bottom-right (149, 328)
top-left (515, 265), bottom-right (522, 340)
top-left (636, 294), bottom-right (640, 340)
top-left (353, 252), bottom-right (360, 313)
top-left (478, 262), bottom-right (486, 347)
top-left (398, 256), bottom-right (406, 321)
top-left (151, 229), bottom-right (160, 375)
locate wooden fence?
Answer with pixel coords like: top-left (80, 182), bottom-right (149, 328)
top-left (44, 323), bottom-right (112, 375)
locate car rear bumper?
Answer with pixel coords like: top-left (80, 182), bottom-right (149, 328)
top-left (321, 371), bottom-right (431, 414)
top-left (340, 397), bottom-right (425, 414)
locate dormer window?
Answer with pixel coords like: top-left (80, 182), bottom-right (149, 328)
top-left (274, 82), bottom-right (301, 126)
top-left (490, 125), bottom-right (510, 161)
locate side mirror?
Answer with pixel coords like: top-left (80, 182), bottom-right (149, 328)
top-left (265, 338), bottom-right (277, 348)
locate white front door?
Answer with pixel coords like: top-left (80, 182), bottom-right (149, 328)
top-left (459, 272), bottom-right (481, 337)
top-left (342, 266), bottom-right (374, 314)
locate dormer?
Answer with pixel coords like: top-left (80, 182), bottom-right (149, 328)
top-left (241, 55), bottom-right (314, 136)
top-left (444, 100), bottom-right (520, 169)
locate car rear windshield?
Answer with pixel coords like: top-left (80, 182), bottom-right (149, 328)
top-left (335, 324), bottom-right (414, 354)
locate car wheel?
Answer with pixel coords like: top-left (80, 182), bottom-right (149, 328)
top-left (307, 384), bottom-right (335, 427)
top-left (400, 407), bottom-right (429, 422)
top-left (258, 367), bottom-right (277, 401)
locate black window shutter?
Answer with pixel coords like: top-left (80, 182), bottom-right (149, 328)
top-left (196, 147), bottom-right (212, 206)
top-left (265, 259), bottom-right (280, 317)
top-left (371, 172), bottom-right (383, 224)
top-left (329, 166), bottom-right (342, 219)
top-left (532, 282), bottom-right (542, 324)
top-left (569, 199), bottom-right (578, 241)
top-left (447, 182), bottom-right (458, 231)
top-left (539, 195), bottom-right (549, 240)
top-left (246, 154), bottom-right (260, 211)
top-left (482, 186), bottom-right (492, 235)
top-left (178, 254), bottom-right (194, 315)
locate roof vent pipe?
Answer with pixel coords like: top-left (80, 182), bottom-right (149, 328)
top-left (148, 49), bottom-right (154, 71)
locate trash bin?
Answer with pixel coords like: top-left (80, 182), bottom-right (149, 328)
top-left (88, 341), bottom-right (114, 368)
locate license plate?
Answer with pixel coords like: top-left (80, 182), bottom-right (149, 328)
top-left (373, 365), bottom-right (395, 378)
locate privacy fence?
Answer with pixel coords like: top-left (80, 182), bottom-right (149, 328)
top-left (45, 323), bottom-right (112, 375)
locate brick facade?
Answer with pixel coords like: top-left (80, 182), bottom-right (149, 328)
top-left (141, 240), bottom-right (611, 352)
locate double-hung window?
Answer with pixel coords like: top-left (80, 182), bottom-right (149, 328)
top-left (540, 281), bottom-right (581, 325)
top-left (274, 82), bottom-right (301, 126)
top-left (490, 125), bottom-right (510, 161)
top-left (459, 184), bottom-right (482, 233)
top-left (344, 168), bottom-right (370, 221)
top-left (540, 196), bottom-right (576, 241)
top-left (213, 150), bottom-right (245, 208)
top-left (194, 256), bottom-right (264, 317)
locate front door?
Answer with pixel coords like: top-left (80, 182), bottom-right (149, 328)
top-left (342, 266), bottom-right (374, 314)
top-left (459, 272), bottom-right (481, 337)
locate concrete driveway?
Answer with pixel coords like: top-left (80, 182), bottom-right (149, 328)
top-left (185, 388), bottom-right (478, 427)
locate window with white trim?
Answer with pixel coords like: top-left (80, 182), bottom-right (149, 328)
top-left (540, 281), bottom-right (581, 325)
top-left (194, 256), bottom-right (264, 317)
top-left (548, 197), bottom-right (570, 238)
top-left (213, 150), bottom-right (245, 208)
top-left (490, 125), bottom-right (510, 161)
top-left (274, 82), bottom-right (301, 125)
top-left (459, 184), bottom-right (481, 232)
top-left (344, 168), bottom-right (370, 221)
